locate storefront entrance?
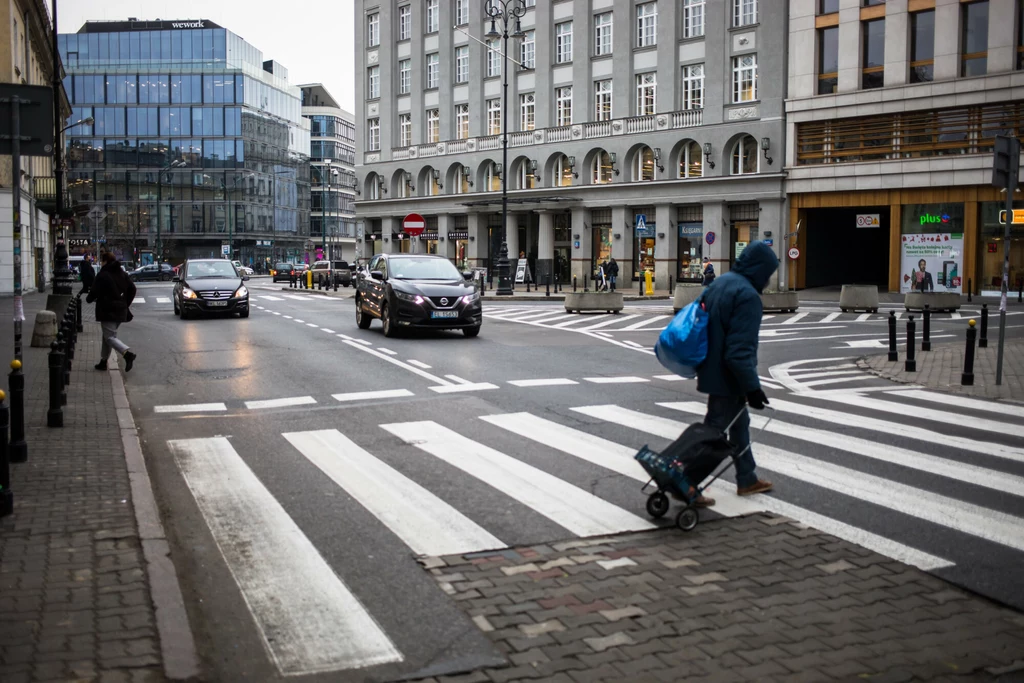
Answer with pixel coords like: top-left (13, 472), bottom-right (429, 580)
top-left (804, 207), bottom-right (891, 289)
top-left (979, 201), bottom-right (1024, 296)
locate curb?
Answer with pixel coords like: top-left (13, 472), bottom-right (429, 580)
top-left (109, 366), bottom-right (202, 681)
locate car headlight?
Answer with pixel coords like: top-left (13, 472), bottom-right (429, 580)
top-left (234, 285), bottom-right (248, 298)
top-left (394, 291), bottom-right (424, 304)
top-left (182, 287), bottom-right (198, 300)
top-left (462, 291), bottom-right (480, 304)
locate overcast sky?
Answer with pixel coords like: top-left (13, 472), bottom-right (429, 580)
top-left (60, 0), bottom-right (357, 112)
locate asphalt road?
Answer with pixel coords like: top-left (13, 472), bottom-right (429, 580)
top-left (120, 278), bottom-right (1024, 682)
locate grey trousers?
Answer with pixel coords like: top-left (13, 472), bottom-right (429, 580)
top-left (100, 321), bottom-right (130, 360)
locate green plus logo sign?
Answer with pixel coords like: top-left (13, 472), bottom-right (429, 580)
top-left (919, 213), bottom-right (951, 226)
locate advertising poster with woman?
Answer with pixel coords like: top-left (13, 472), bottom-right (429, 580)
top-left (901, 233), bottom-right (964, 293)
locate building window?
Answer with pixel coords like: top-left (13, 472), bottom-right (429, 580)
top-left (731, 135), bottom-right (758, 175)
top-left (367, 12), bottom-right (380, 47)
top-left (487, 99), bottom-right (502, 135)
top-left (592, 150), bottom-right (613, 184)
top-left (636, 3), bottom-right (657, 48)
top-left (398, 5), bottom-right (412, 40)
top-left (520, 93), bottom-right (535, 130)
top-left (555, 154), bottom-right (574, 187)
top-left (524, 0), bottom-right (535, 6)
top-left (456, 104), bottom-right (469, 139)
top-left (862, 18), bottom-right (885, 89)
top-left (486, 38), bottom-right (501, 78)
top-left (426, 0), bottom-right (439, 33)
top-left (819, 0), bottom-right (839, 12)
top-left (426, 108), bottom-right (439, 143)
top-left (636, 73), bottom-right (656, 116)
top-left (633, 147), bottom-right (655, 181)
top-left (455, 46), bottom-right (469, 83)
top-left (555, 86), bottom-right (573, 126)
top-left (456, 0), bottom-right (469, 26)
top-left (399, 113), bottom-right (412, 147)
top-left (962, 1), bottom-right (989, 77)
top-left (818, 27), bottom-right (838, 94)
top-left (367, 66), bottom-right (380, 99)
top-left (732, 55), bottom-right (757, 102)
top-left (521, 30), bottom-right (536, 68)
top-left (910, 11), bottom-right (935, 83)
top-left (426, 53), bottom-right (439, 89)
top-left (399, 59), bottom-right (411, 94)
top-left (679, 141), bottom-right (703, 178)
top-left (682, 64), bottom-right (703, 109)
top-left (484, 163), bottom-right (501, 192)
top-left (863, 0), bottom-right (885, 5)
top-left (595, 80), bottom-right (613, 121)
top-left (518, 161), bottom-right (537, 189)
top-left (594, 12), bottom-right (613, 56)
top-left (556, 22), bottom-right (573, 64)
top-left (683, 0), bottom-right (705, 39)
top-left (733, 0), bottom-right (757, 27)
top-left (367, 118), bottom-right (380, 151)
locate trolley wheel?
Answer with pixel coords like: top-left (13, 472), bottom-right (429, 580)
top-left (676, 506), bottom-right (699, 531)
top-left (841, 308), bottom-right (848, 312)
top-left (646, 492), bottom-right (670, 519)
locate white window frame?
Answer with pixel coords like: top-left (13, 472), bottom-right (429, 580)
top-left (555, 86), bottom-right (573, 126)
top-left (369, 174), bottom-right (381, 200)
top-left (517, 162), bottom-right (537, 190)
top-left (594, 13), bottom-right (613, 56)
top-left (592, 150), bottom-right (613, 184)
top-left (456, 104), bottom-right (470, 139)
top-left (732, 54), bottom-right (758, 103)
top-left (556, 155), bottom-right (573, 187)
top-left (367, 12), bottom-right (380, 47)
top-left (398, 6), bottom-right (411, 41)
top-left (594, 79), bottom-right (613, 121)
top-left (367, 118), bottom-right (380, 151)
top-left (487, 99), bottom-right (502, 135)
top-left (486, 38), bottom-right (501, 78)
top-left (486, 163), bottom-right (501, 192)
top-left (636, 3), bottom-right (657, 48)
top-left (733, 0), bottom-right (757, 27)
top-left (683, 0), bottom-right (705, 39)
top-left (399, 113), bottom-right (412, 147)
top-left (398, 59), bottom-right (411, 94)
top-left (731, 135), bottom-right (759, 175)
top-left (633, 147), bottom-right (655, 181)
top-left (367, 65), bottom-right (380, 99)
top-left (520, 93), bottom-right (535, 131)
top-left (456, 0), bottom-right (470, 26)
top-left (426, 108), bottom-right (440, 143)
top-left (524, 0), bottom-right (535, 6)
top-left (455, 46), bottom-right (469, 83)
top-left (555, 22), bottom-right (573, 64)
top-left (636, 72), bottom-right (656, 116)
top-left (679, 141), bottom-right (703, 178)
top-left (426, 53), bottom-right (439, 89)
top-left (426, 0), bottom-right (439, 33)
top-left (682, 64), bottom-right (704, 109)
top-left (520, 30), bottom-right (536, 69)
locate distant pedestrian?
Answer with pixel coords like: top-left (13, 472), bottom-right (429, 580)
top-left (702, 257), bottom-right (716, 286)
top-left (697, 241), bottom-right (777, 497)
top-left (79, 254), bottom-right (96, 294)
top-left (607, 258), bottom-right (619, 292)
top-left (87, 251), bottom-right (138, 372)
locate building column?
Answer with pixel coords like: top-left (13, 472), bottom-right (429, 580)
top-left (571, 207), bottom-right (591, 284)
top-left (381, 216), bottom-right (398, 254)
top-left (438, 214), bottom-right (456, 261)
top-left (467, 212), bottom-right (487, 270)
top-left (702, 201), bottom-right (727, 275)
top-left (611, 205), bottom-right (631, 280)
top-left (654, 204), bottom-right (676, 290)
top-left (758, 198), bottom-right (786, 291)
top-left (932, 0), bottom-right (960, 81)
top-left (536, 210), bottom-right (554, 285)
top-left (987, 0), bottom-right (1017, 73)
top-left (505, 211), bottom-right (520, 264)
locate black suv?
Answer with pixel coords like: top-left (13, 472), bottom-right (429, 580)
top-left (355, 254), bottom-right (481, 337)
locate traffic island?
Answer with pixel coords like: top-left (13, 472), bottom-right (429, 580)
top-left (563, 291), bottom-right (624, 314)
top-left (761, 290), bottom-right (799, 313)
top-left (839, 284), bottom-right (880, 312)
top-left (672, 283), bottom-right (703, 313)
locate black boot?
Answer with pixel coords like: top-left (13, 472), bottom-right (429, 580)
top-left (123, 351), bottom-right (136, 372)
top-left (94, 359), bottom-right (107, 371)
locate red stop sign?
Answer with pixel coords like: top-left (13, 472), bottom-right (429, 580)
top-left (403, 213), bottom-right (426, 237)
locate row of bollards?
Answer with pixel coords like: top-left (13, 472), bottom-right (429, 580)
top-left (891, 302), bottom-right (988, 387)
top-left (47, 295), bottom-right (81, 429)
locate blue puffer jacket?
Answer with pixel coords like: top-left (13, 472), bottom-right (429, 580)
top-left (696, 242), bottom-right (779, 397)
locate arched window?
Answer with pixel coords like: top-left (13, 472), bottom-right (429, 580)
top-left (517, 160), bottom-right (538, 189)
top-left (425, 167), bottom-right (442, 196)
top-left (730, 135), bottom-right (758, 175)
top-left (486, 162), bottom-right (501, 191)
top-left (555, 154), bottom-right (575, 187)
top-left (592, 151), bottom-right (613, 184)
top-left (633, 146), bottom-right (655, 181)
top-left (399, 171), bottom-right (413, 198)
top-left (678, 141), bottom-right (703, 179)
top-left (367, 174), bottom-right (381, 200)
top-left (453, 165), bottom-right (471, 194)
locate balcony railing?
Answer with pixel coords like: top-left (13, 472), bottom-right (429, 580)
top-left (32, 176), bottom-right (67, 213)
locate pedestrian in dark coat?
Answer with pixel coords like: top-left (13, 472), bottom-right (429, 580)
top-left (696, 241), bottom-right (777, 497)
top-left (79, 254), bottom-right (96, 293)
top-left (87, 252), bottom-right (138, 372)
top-left (607, 258), bottom-right (619, 291)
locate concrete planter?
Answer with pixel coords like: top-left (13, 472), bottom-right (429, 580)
top-left (672, 284), bottom-right (704, 313)
top-left (905, 291), bottom-right (962, 312)
top-left (761, 291), bottom-right (799, 313)
top-left (564, 291), bottom-right (624, 313)
top-left (839, 285), bottom-right (880, 313)
top-left (31, 310), bottom-right (58, 348)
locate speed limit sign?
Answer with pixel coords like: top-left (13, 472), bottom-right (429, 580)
top-left (788, 247), bottom-right (800, 260)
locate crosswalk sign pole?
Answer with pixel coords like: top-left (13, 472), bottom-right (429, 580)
top-left (992, 136), bottom-right (1020, 385)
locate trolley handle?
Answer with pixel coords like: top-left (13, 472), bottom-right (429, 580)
top-left (730, 405), bottom-right (774, 461)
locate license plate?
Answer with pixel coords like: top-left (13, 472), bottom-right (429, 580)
top-left (431, 311), bottom-right (459, 319)
top-left (208, 301), bottom-right (227, 307)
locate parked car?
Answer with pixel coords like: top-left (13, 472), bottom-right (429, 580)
top-left (232, 260), bottom-right (254, 276)
top-left (172, 258), bottom-right (250, 319)
top-left (128, 263), bottom-right (175, 282)
top-left (355, 254), bottom-right (481, 337)
top-left (309, 260), bottom-right (353, 287)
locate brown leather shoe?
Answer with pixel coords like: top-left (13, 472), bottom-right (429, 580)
top-left (693, 495), bottom-right (716, 508)
top-left (737, 480), bottom-right (774, 496)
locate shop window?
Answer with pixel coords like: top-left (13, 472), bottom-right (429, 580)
top-left (633, 146), bottom-right (655, 181)
top-left (979, 201), bottom-right (1024, 293)
top-left (818, 26), bottom-right (838, 94)
top-left (730, 136), bottom-right (758, 175)
top-left (678, 204), bottom-right (704, 282)
top-left (517, 160), bottom-right (538, 189)
top-left (633, 206), bottom-right (655, 280)
top-left (486, 162), bottom-right (501, 192)
top-left (555, 154), bottom-right (574, 187)
top-left (730, 203), bottom-right (759, 264)
top-left (592, 150), bottom-right (613, 184)
top-left (910, 11), bottom-right (935, 83)
top-left (900, 203), bottom-right (966, 294)
top-left (962, 1), bottom-right (989, 77)
top-left (862, 18), bottom-right (885, 90)
top-left (678, 141), bottom-right (703, 178)
top-left (591, 208), bottom-right (612, 278)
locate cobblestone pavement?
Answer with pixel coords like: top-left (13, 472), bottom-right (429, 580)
top-left (861, 340), bottom-right (1024, 403)
top-left (414, 514), bottom-right (1024, 683)
top-left (0, 293), bottom-right (169, 683)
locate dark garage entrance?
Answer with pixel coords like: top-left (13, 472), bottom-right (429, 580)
top-left (804, 207), bottom-right (890, 289)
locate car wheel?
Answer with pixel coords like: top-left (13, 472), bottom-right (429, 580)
top-left (355, 297), bottom-right (372, 329)
top-left (173, 297), bottom-right (180, 315)
top-left (463, 325), bottom-right (481, 338)
top-left (381, 302), bottom-right (398, 338)
top-left (239, 308), bottom-right (250, 319)
top-left (179, 305), bottom-right (190, 320)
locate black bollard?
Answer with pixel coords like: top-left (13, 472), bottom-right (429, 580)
top-left (1019, 279), bottom-right (1022, 303)
top-left (65, 316), bottom-right (76, 364)
top-left (980, 304), bottom-right (989, 348)
top-left (76, 294), bottom-right (83, 332)
top-left (584, 275), bottom-right (588, 292)
top-left (47, 341), bottom-right (64, 428)
top-left (526, 279), bottom-right (531, 293)
top-left (962, 320), bottom-right (977, 386)
top-left (334, 275), bottom-right (339, 292)
top-left (63, 319), bottom-right (73, 381)
top-left (546, 279), bottom-right (550, 297)
top-left (0, 390), bottom-right (11, 517)
top-left (638, 276), bottom-right (643, 297)
top-left (8, 360), bottom-right (26, 463)
top-left (922, 304), bottom-right (931, 352)
top-left (888, 311), bottom-right (898, 361)
top-left (967, 278), bottom-right (972, 303)
top-left (669, 275), bottom-right (673, 295)
top-left (905, 315), bottom-right (916, 373)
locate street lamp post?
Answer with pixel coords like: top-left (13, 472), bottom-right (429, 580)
top-left (485, 0), bottom-right (526, 296)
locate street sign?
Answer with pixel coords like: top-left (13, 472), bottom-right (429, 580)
top-left (635, 214), bottom-right (647, 232)
top-left (998, 209), bottom-right (1024, 225)
top-left (788, 247), bottom-right (800, 260)
top-left (705, 231), bottom-right (716, 245)
top-left (856, 213), bottom-right (881, 228)
top-left (763, 239), bottom-right (774, 246)
top-left (403, 213), bottom-right (426, 237)
top-left (0, 84), bottom-right (54, 156)
top-left (221, 243), bottom-right (230, 256)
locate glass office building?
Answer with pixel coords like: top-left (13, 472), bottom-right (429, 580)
top-left (58, 19), bottom-right (311, 266)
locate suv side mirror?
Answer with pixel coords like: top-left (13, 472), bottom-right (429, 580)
top-left (370, 270), bottom-right (385, 281)
top-left (242, 274), bottom-right (250, 281)
top-left (172, 276), bottom-right (181, 283)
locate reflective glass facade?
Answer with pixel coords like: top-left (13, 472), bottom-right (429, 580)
top-left (59, 20), bottom-right (311, 265)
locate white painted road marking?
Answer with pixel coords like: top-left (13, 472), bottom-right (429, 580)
top-left (855, 313), bottom-right (873, 322)
top-left (332, 389), bottom-right (415, 402)
top-left (577, 315), bottom-right (639, 331)
top-left (154, 403), bottom-right (227, 414)
top-left (407, 360), bottom-right (432, 369)
top-left (429, 382), bottom-right (500, 394)
top-left (507, 378), bottom-right (579, 387)
top-left (377, 348), bottom-right (397, 355)
top-left (156, 297), bottom-right (171, 304)
top-left (261, 295), bottom-right (284, 301)
top-left (583, 376), bottom-right (650, 384)
top-left (168, 437), bottom-right (402, 675)
top-left (244, 396), bottom-right (318, 410)
top-left (321, 328), bottom-right (335, 334)
top-left (814, 393), bottom-right (1024, 439)
top-left (820, 312), bottom-right (841, 323)
top-left (781, 312), bottom-right (810, 325)
top-left (618, 315), bottom-right (669, 331)
top-left (306, 323), bottom-right (319, 328)
top-left (886, 389), bottom-right (1024, 420)
top-left (135, 297), bottom-right (146, 304)
top-left (653, 374), bottom-right (687, 382)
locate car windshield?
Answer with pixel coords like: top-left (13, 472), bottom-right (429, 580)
top-left (186, 261), bottom-right (237, 279)
top-left (389, 257), bottom-right (462, 280)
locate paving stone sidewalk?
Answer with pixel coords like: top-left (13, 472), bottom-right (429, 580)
top-left (414, 514), bottom-right (1024, 683)
top-left (0, 293), bottom-right (169, 683)
top-left (860, 340), bottom-right (1024, 403)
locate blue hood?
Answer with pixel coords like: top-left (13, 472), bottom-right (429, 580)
top-left (732, 241), bottom-right (779, 293)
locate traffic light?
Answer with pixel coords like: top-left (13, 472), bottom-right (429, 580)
top-left (992, 135), bottom-right (1021, 190)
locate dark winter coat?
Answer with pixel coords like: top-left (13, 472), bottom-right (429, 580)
top-left (607, 260), bottom-right (619, 277)
top-left (696, 242), bottom-right (779, 397)
top-left (87, 261), bottom-right (137, 323)
top-left (79, 261), bottom-right (96, 290)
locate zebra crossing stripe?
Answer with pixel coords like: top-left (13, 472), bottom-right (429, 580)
top-left (577, 315), bottom-right (640, 330)
top-left (283, 430), bottom-right (504, 556)
top-left (618, 315), bottom-right (669, 331)
top-left (154, 403), bottom-right (227, 414)
top-left (885, 389), bottom-right (1024, 420)
top-left (244, 396), bottom-right (317, 410)
top-left (135, 297), bottom-right (146, 304)
top-left (261, 295), bottom-right (285, 301)
top-left (781, 312), bottom-right (810, 325)
top-left (820, 313), bottom-right (841, 323)
top-left (570, 405), bottom-right (679, 439)
top-left (168, 437), bottom-right (402, 675)
top-left (507, 378), bottom-right (578, 387)
top-left (156, 297), bottom-right (171, 304)
top-left (381, 421), bottom-right (655, 537)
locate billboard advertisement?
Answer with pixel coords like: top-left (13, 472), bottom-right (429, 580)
top-left (901, 233), bottom-right (963, 294)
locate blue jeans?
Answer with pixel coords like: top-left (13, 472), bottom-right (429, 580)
top-left (609, 275), bottom-right (616, 291)
top-left (704, 395), bottom-right (758, 488)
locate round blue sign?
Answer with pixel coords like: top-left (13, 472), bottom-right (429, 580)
top-left (705, 231), bottom-right (716, 245)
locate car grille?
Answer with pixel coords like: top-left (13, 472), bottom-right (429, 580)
top-left (427, 296), bottom-right (460, 309)
top-left (198, 289), bottom-right (233, 300)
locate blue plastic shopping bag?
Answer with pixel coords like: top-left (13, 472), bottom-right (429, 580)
top-left (654, 297), bottom-right (708, 379)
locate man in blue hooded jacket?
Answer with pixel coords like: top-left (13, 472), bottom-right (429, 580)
top-left (696, 241), bottom-right (778, 497)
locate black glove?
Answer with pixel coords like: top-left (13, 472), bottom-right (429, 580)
top-left (746, 389), bottom-right (769, 410)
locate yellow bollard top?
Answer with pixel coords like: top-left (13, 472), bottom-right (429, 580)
top-left (969, 319), bottom-right (976, 327)
top-left (0, 389), bottom-right (5, 401)
top-left (10, 359), bottom-right (21, 370)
